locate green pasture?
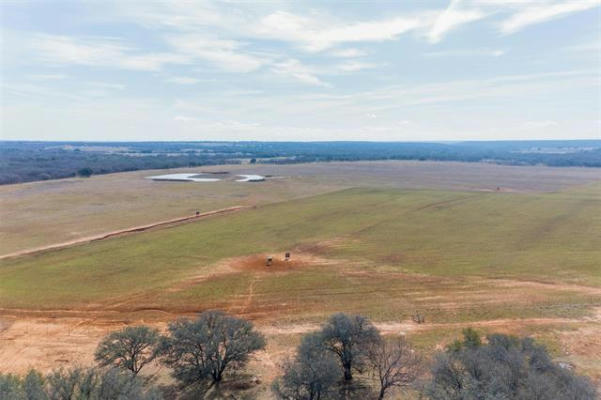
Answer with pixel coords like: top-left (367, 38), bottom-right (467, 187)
top-left (1, 185), bottom-right (600, 320)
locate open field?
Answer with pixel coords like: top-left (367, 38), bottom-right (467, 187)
top-left (2, 160), bottom-right (601, 256)
top-left (1, 161), bottom-right (601, 393)
top-left (0, 205), bottom-right (247, 260)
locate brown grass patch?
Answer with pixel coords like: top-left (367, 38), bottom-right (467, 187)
top-left (229, 252), bottom-right (336, 273)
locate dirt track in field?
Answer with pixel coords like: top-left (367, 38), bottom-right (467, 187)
top-left (0, 205), bottom-right (247, 260)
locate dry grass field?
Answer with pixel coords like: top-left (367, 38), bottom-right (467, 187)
top-left (1, 161), bottom-right (601, 396)
top-left (2, 161), bottom-right (600, 256)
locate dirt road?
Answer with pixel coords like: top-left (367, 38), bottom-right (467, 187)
top-left (0, 205), bottom-right (247, 260)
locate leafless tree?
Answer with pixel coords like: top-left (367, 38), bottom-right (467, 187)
top-left (272, 332), bottom-right (339, 400)
top-left (95, 325), bottom-right (160, 375)
top-left (160, 310), bottom-right (266, 386)
top-left (425, 331), bottom-right (598, 400)
top-left (366, 336), bottom-right (423, 400)
top-left (320, 313), bottom-right (381, 381)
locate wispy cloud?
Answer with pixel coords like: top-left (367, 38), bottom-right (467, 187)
top-left (270, 59), bottom-right (331, 87)
top-left (338, 61), bottom-right (379, 72)
top-left (255, 11), bottom-right (431, 51)
top-left (499, 0), bottom-right (601, 33)
top-left (28, 74), bottom-right (67, 81)
top-left (330, 48), bottom-right (368, 58)
top-left (28, 32), bottom-right (268, 74)
top-left (296, 69), bottom-right (598, 112)
top-left (165, 76), bottom-right (202, 85)
top-left (174, 115), bottom-right (198, 122)
top-left (564, 40), bottom-right (601, 52)
top-left (31, 34), bottom-right (127, 66)
top-left (85, 81), bottom-right (125, 90)
top-left (427, 0), bottom-right (487, 43)
top-left (165, 35), bottom-right (267, 73)
top-left (3, 0), bottom-right (599, 141)
top-left (521, 120), bottom-right (559, 129)
top-left (30, 34), bottom-right (188, 71)
top-left (424, 48), bottom-right (505, 57)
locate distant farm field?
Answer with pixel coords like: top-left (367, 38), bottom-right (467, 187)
top-left (1, 161), bottom-right (600, 388)
top-left (2, 160), bottom-right (601, 255)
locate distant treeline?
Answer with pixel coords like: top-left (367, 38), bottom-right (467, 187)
top-left (1, 140), bottom-right (600, 185)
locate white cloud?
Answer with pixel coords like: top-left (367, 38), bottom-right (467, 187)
top-left (30, 34), bottom-right (188, 71)
top-left (110, 2), bottom-right (489, 50)
top-left (166, 35), bottom-right (267, 73)
top-left (338, 61), bottom-right (379, 72)
top-left (564, 40), bottom-right (601, 52)
top-left (330, 48), bottom-right (367, 58)
top-left (424, 48), bottom-right (505, 57)
top-left (4, 68), bottom-right (597, 140)
top-left (27, 32), bottom-right (266, 74)
top-left (174, 115), bottom-right (197, 122)
top-left (256, 11), bottom-right (430, 51)
top-left (86, 81), bottom-right (125, 90)
top-left (28, 74), bottom-right (67, 81)
top-left (2, 82), bottom-right (84, 101)
top-left (270, 59), bottom-right (331, 87)
top-left (165, 76), bottom-right (202, 85)
top-left (119, 53), bottom-right (190, 71)
top-left (470, 0), bottom-right (543, 6)
top-left (521, 120), bottom-right (559, 129)
top-left (31, 34), bottom-right (127, 65)
top-left (297, 69), bottom-right (598, 113)
top-left (3, 1), bottom-right (598, 141)
top-left (427, 0), bottom-right (488, 43)
top-left (500, 0), bottom-right (601, 33)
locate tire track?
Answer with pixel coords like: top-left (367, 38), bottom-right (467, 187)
top-left (0, 206), bottom-right (247, 260)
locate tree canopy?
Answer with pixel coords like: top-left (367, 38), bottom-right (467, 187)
top-left (426, 330), bottom-right (597, 400)
top-left (160, 310), bottom-right (266, 386)
top-left (94, 325), bottom-right (160, 375)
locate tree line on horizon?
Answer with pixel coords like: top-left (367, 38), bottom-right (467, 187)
top-left (2, 140), bottom-right (600, 185)
top-left (0, 310), bottom-right (597, 399)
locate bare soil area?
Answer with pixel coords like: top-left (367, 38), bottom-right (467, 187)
top-left (1, 314), bottom-right (599, 378)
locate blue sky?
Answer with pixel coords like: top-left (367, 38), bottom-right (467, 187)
top-left (1, 0), bottom-right (600, 141)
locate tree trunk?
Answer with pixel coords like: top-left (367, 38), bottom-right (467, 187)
top-left (378, 386), bottom-right (386, 400)
top-left (343, 364), bottom-right (353, 381)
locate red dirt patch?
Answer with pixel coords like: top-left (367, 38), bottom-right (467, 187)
top-left (229, 253), bottom-right (337, 272)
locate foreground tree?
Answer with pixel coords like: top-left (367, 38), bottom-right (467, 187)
top-left (94, 368), bottom-right (162, 400)
top-left (0, 373), bottom-right (25, 400)
top-left (320, 313), bottom-right (380, 381)
top-left (160, 310), bottom-right (266, 386)
top-left (425, 330), bottom-right (597, 400)
top-left (95, 325), bottom-right (160, 375)
top-left (366, 337), bottom-right (423, 400)
top-left (23, 370), bottom-right (47, 400)
top-left (1, 367), bottom-right (161, 400)
top-left (273, 332), bottom-right (339, 400)
top-left (46, 368), bottom-right (95, 400)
